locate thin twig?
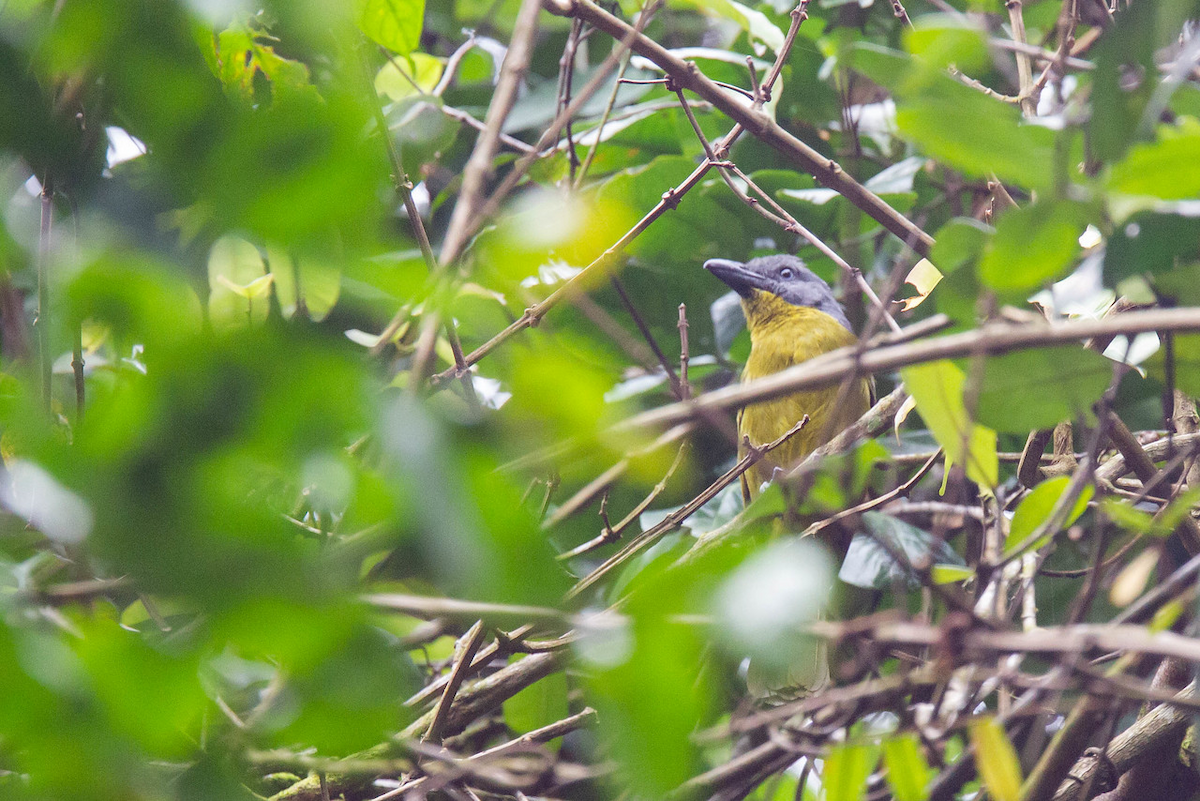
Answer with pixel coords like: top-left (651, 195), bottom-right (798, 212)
top-left (677, 303), bottom-right (690, 400)
top-left (566, 416), bottom-right (810, 601)
top-left (557, 440), bottom-right (690, 559)
top-left (424, 621), bottom-right (486, 744)
top-left (544, 0), bottom-right (934, 253)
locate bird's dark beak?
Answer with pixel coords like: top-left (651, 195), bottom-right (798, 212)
top-left (704, 258), bottom-right (760, 298)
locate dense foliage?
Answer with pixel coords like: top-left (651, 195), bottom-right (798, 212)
top-left (3, 0), bottom-right (1200, 799)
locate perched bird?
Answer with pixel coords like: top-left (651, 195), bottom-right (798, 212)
top-left (706, 254), bottom-right (875, 697)
top-left (704, 254), bottom-right (872, 511)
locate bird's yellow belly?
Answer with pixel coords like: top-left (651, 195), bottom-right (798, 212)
top-left (739, 381), bottom-right (870, 498)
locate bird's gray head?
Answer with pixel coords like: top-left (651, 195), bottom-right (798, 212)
top-left (704, 255), bottom-right (852, 331)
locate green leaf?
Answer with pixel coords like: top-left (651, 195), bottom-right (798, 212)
top-left (978, 202), bottom-right (1088, 292)
top-left (671, 0), bottom-right (785, 54)
top-left (883, 733), bottom-right (933, 801)
top-left (931, 564), bottom-right (974, 584)
top-left (1005, 475), bottom-right (1093, 553)
top-left (1100, 496), bottom-right (1156, 535)
top-left (1158, 487), bottom-right (1200, 532)
top-left (503, 663), bottom-right (569, 743)
top-left (375, 52), bottom-right (444, 102)
top-left (840, 512), bottom-right (965, 590)
top-left (1146, 334), bottom-right (1200, 396)
top-left (968, 717), bottom-right (1022, 801)
top-left (358, 0), bottom-right (426, 56)
top-left (905, 16), bottom-right (988, 75)
top-left (975, 347), bottom-right (1112, 433)
top-left (900, 360), bottom-right (998, 490)
top-left (1104, 212), bottom-right (1200, 283)
top-left (268, 247), bottom-right (342, 322)
top-left (895, 74), bottom-right (1057, 191)
top-left (208, 236), bottom-right (269, 329)
top-left (930, 217), bottom-right (991, 274)
top-left (845, 43), bottom-right (913, 93)
top-left (1108, 127), bottom-right (1200, 200)
top-left (211, 21), bottom-right (321, 107)
top-left (824, 741), bottom-right (881, 801)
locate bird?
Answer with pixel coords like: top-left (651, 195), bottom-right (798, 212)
top-left (705, 254), bottom-right (875, 697)
top-left (704, 254), bottom-right (872, 512)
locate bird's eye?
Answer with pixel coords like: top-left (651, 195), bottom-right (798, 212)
top-left (779, 268), bottom-right (794, 280)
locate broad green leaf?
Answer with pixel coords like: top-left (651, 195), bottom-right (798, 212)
top-left (840, 512), bottom-right (964, 590)
top-left (1005, 476), bottom-right (1092, 553)
top-left (905, 16), bottom-right (988, 74)
top-left (824, 741), bottom-right (881, 801)
top-left (1104, 212), bottom-right (1200, 283)
top-left (672, 0), bottom-right (785, 54)
top-left (375, 52), bottom-right (444, 102)
top-left (969, 717), bottom-right (1021, 801)
top-left (845, 42), bottom-right (913, 93)
top-left (1108, 127), bottom-right (1200, 200)
top-left (208, 236), bottom-right (269, 329)
top-left (978, 202), bottom-right (1088, 292)
top-left (268, 247), bottom-right (342, 322)
top-left (900, 360), bottom-right (998, 490)
top-left (1146, 334), bottom-right (1200, 396)
top-left (929, 217), bottom-right (991, 274)
top-left (975, 347), bottom-right (1111, 433)
top-left (883, 733), bottom-right (933, 801)
top-left (503, 663), bottom-right (569, 744)
top-left (358, 0), bottom-right (426, 56)
top-left (895, 75), bottom-right (1056, 191)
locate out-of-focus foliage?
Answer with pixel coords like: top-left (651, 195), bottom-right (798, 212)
top-left (2, 0), bottom-right (1200, 799)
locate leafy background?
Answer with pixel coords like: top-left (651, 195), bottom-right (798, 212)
top-left (2, 0), bottom-right (1200, 799)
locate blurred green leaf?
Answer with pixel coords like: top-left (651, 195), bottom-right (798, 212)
top-left (1005, 475), bottom-right (1093, 553)
top-left (1108, 125), bottom-right (1200, 200)
top-left (503, 662), bottom-right (569, 742)
top-left (883, 732), bottom-right (933, 801)
top-left (930, 217), bottom-right (991, 275)
top-left (978, 202), bottom-right (1088, 292)
top-left (1105, 211), bottom-right (1200, 284)
top-left (895, 74), bottom-right (1056, 191)
top-left (268, 246), bottom-right (342, 322)
top-left (375, 52), bottom-right (445, 102)
top-left (824, 741), bottom-right (881, 801)
top-left (358, 0), bottom-right (426, 55)
top-left (976, 347), bottom-right (1112, 433)
top-left (968, 717), bottom-right (1022, 801)
top-left (76, 620), bottom-right (204, 757)
top-left (905, 16), bottom-right (988, 75)
top-left (1100, 496), bottom-right (1156, 535)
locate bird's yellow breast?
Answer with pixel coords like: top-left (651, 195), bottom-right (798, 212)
top-left (738, 290), bottom-right (871, 501)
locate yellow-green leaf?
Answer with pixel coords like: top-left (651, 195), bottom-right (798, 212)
top-left (883, 733), bottom-right (933, 801)
top-left (824, 741), bottom-right (880, 801)
top-left (900, 360), bottom-right (998, 491)
top-left (969, 717), bottom-right (1021, 801)
top-left (375, 52), bottom-right (445, 102)
top-left (358, 0), bottom-right (426, 56)
top-left (1005, 476), bottom-right (1092, 553)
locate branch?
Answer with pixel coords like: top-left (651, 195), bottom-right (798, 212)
top-left (543, 0), bottom-right (934, 254)
top-left (613, 307), bottom-right (1200, 434)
